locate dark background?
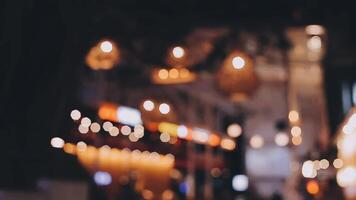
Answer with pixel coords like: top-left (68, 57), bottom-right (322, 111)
top-left (1, 0), bottom-right (355, 189)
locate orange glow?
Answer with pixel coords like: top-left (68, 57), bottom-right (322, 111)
top-left (292, 135), bottom-right (302, 145)
top-left (306, 180), bottom-right (320, 195)
top-left (98, 103), bottom-right (118, 122)
top-left (158, 69), bottom-right (169, 79)
top-left (169, 68), bottom-right (179, 79)
top-left (209, 134), bottom-right (221, 147)
top-left (63, 143), bottom-right (76, 155)
top-left (221, 138), bottom-right (236, 150)
top-left (152, 68), bottom-right (196, 85)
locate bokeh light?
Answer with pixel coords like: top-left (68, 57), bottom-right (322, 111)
top-left (227, 123), bottom-right (242, 138)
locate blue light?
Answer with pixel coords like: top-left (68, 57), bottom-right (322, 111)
top-left (179, 182), bottom-right (188, 194)
top-left (94, 171), bottom-right (112, 186)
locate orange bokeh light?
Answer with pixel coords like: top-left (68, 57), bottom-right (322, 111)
top-left (98, 103), bottom-right (118, 122)
top-left (306, 180), bottom-right (319, 195)
top-left (209, 134), bottom-right (221, 147)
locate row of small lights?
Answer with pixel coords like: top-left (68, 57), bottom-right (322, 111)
top-left (71, 109), bottom-right (145, 142)
top-left (289, 110), bottom-right (303, 146)
top-left (50, 137), bottom-right (174, 163)
top-left (143, 100), bottom-right (170, 114)
top-left (302, 158), bottom-right (344, 179)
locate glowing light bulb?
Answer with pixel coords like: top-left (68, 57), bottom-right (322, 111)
top-left (221, 138), bottom-right (236, 150)
top-left (81, 117), bottom-right (91, 127)
top-left (109, 126), bottom-right (119, 136)
top-left (227, 123), bottom-right (242, 138)
top-left (250, 135), bottom-right (264, 149)
top-left (305, 25), bottom-right (325, 35)
top-left (50, 137), bottom-right (64, 148)
top-left (160, 132), bottom-right (171, 143)
top-left (333, 159), bottom-right (343, 169)
top-left (121, 125), bottom-right (131, 135)
top-left (302, 160), bottom-right (317, 178)
top-left (158, 69), bottom-right (169, 79)
top-left (307, 36), bottom-right (322, 50)
top-left (291, 126), bottom-right (302, 137)
top-left (143, 100), bottom-right (155, 111)
top-left (172, 46), bottom-right (185, 59)
top-left (319, 159), bottom-right (329, 169)
top-left (70, 109), bottom-right (81, 120)
top-left (94, 171), bottom-right (112, 186)
top-left (78, 124), bottom-right (89, 134)
top-left (159, 103), bottom-right (170, 114)
top-left (100, 41), bottom-right (113, 53)
top-left (306, 180), bottom-right (320, 195)
top-left (129, 133), bottom-right (139, 142)
top-left (275, 133), bottom-right (289, 147)
top-left (288, 110), bottom-right (299, 123)
top-left (103, 121), bottom-right (113, 131)
top-left (90, 122), bottom-right (101, 133)
top-left (232, 56), bottom-right (245, 69)
top-left (76, 141), bottom-right (87, 152)
top-left (169, 68), bottom-right (179, 79)
top-left (292, 135), bottom-right (302, 145)
top-left (337, 166), bottom-right (356, 187)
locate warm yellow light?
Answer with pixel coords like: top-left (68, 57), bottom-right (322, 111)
top-left (81, 117), bottom-right (91, 127)
top-left (319, 159), bottom-right (329, 169)
top-left (306, 180), bottom-right (320, 195)
top-left (103, 121), bottom-right (113, 131)
top-left (142, 189), bottom-right (154, 200)
top-left (162, 189), bottom-right (174, 200)
top-left (305, 25), bottom-right (325, 35)
top-left (221, 138), bottom-right (236, 151)
top-left (159, 103), bottom-right (170, 114)
top-left (70, 109), bottom-right (81, 120)
top-left (192, 128), bottom-right (209, 143)
top-left (63, 143), bottom-right (76, 154)
top-left (274, 133), bottom-right (289, 147)
top-left (109, 126), bottom-right (119, 136)
top-left (50, 137), bottom-right (64, 148)
top-left (169, 68), bottom-right (179, 79)
top-left (291, 126), bottom-right (302, 137)
top-left (133, 124), bottom-right (144, 138)
top-left (78, 124), bottom-right (89, 134)
top-left (172, 46), bottom-right (185, 59)
top-left (179, 68), bottom-right (190, 78)
top-left (160, 132), bottom-right (171, 143)
top-left (288, 110), bottom-right (299, 123)
top-left (143, 100), bottom-right (155, 111)
top-left (158, 69), bottom-right (169, 79)
top-left (158, 122), bottom-right (178, 136)
top-left (90, 122), bottom-right (101, 133)
top-left (227, 123), bottom-right (242, 138)
top-left (313, 160), bottom-right (321, 170)
top-left (232, 56), bottom-right (245, 69)
top-left (129, 133), bottom-right (139, 142)
top-left (121, 125), bottom-right (131, 135)
top-left (292, 135), bottom-right (302, 145)
top-left (100, 41), bottom-right (113, 53)
top-left (333, 159), bottom-right (344, 169)
top-left (76, 141), bottom-right (87, 152)
top-left (250, 135), bottom-right (264, 149)
top-left (307, 36), bottom-right (322, 50)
